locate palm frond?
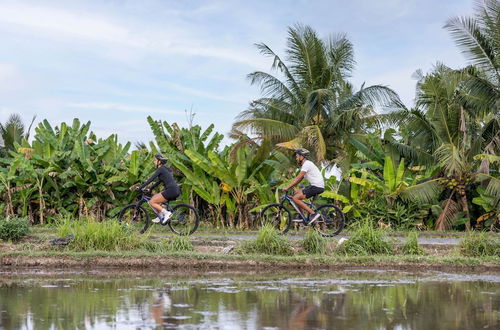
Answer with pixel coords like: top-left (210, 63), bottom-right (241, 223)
top-left (400, 179), bottom-right (442, 203)
top-left (255, 42), bottom-right (302, 97)
top-left (445, 15), bottom-right (498, 79)
top-left (232, 118), bottom-right (299, 141)
top-left (435, 196), bottom-right (461, 230)
top-left (247, 71), bottom-right (298, 103)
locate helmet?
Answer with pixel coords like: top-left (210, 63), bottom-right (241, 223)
top-left (294, 148), bottom-right (310, 158)
top-left (154, 153), bottom-right (168, 164)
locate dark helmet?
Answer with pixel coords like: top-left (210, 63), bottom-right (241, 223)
top-left (154, 153), bottom-right (168, 164)
top-left (294, 148), bottom-right (310, 158)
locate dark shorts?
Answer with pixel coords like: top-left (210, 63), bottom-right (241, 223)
top-left (161, 186), bottom-right (180, 201)
top-left (302, 185), bottom-right (324, 198)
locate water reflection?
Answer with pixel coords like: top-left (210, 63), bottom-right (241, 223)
top-left (0, 270), bottom-right (498, 329)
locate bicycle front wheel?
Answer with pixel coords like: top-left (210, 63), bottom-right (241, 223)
top-left (314, 204), bottom-right (345, 237)
top-left (117, 204), bottom-right (151, 234)
top-left (168, 204), bottom-right (200, 236)
top-left (260, 204), bottom-right (292, 234)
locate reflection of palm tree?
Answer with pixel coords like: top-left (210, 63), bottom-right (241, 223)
top-left (286, 290), bottom-right (346, 330)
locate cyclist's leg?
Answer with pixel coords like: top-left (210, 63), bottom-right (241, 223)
top-left (150, 193), bottom-right (167, 213)
top-left (292, 189), bottom-right (315, 215)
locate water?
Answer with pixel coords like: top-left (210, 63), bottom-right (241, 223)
top-left (0, 269), bottom-right (498, 329)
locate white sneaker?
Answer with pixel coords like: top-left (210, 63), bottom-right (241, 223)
top-left (151, 217), bottom-right (161, 223)
top-left (160, 210), bottom-right (172, 224)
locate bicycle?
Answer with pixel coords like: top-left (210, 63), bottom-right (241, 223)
top-left (260, 191), bottom-right (345, 237)
top-left (117, 190), bottom-right (200, 235)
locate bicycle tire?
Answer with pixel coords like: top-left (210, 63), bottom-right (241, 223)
top-left (260, 203), bottom-right (292, 234)
top-left (168, 204), bottom-right (200, 236)
top-left (117, 203), bottom-right (151, 234)
top-left (314, 204), bottom-right (345, 237)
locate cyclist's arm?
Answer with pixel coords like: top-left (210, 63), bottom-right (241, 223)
top-left (139, 168), bottom-right (160, 190)
top-left (149, 179), bottom-right (161, 190)
top-left (283, 171), bottom-right (306, 190)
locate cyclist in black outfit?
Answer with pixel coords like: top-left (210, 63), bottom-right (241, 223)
top-left (138, 154), bottom-right (180, 224)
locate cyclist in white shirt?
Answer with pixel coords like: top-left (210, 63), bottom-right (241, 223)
top-left (282, 148), bottom-right (325, 224)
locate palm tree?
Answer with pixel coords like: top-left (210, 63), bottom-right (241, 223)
top-left (445, 0), bottom-right (499, 169)
top-left (232, 24), bottom-right (400, 165)
top-left (0, 114), bottom-right (36, 156)
top-left (386, 64), bottom-right (499, 230)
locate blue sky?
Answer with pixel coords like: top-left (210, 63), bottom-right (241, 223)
top-left (0, 0), bottom-right (473, 146)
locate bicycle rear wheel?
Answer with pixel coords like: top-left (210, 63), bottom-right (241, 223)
top-left (314, 204), bottom-right (345, 237)
top-left (168, 204), bottom-right (200, 236)
top-left (117, 204), bottom-right (151, 234)
top-left (260, 204), bottom-right (292, 234)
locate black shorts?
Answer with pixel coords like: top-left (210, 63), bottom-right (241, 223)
top-left (161, 186), bottom-right (180, 201)
top-left (302, 185), bottom-right (324, 198)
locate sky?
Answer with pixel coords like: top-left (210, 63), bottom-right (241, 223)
top-left (0, 0), bottom-right (474, 146)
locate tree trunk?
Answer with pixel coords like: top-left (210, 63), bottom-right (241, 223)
top-left (460, 192), bottom-right (471, 231)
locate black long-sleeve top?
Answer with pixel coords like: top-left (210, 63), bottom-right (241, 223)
top-left (139, 166), bottom-right (178, 191)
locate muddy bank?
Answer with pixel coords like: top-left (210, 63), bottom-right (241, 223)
top-left (1, 254), bottom-right (499, 273)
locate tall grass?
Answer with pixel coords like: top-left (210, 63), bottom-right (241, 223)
top-left (401, 231), bottom-right (426, 255)
top-left (56, 217), bottom-right (148, 251)
top-left (336, 220), bottom-right (393, 256)
top-left (459, 231), bottom-right (500, 257)
top-left (238, 224), bottom-right (293, 256)
top-left (301, 229), bottom-right (327, 254)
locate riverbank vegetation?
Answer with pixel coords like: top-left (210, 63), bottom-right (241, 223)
top-left (0, 0), bottom-right (498, 236)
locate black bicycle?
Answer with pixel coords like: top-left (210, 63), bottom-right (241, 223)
top-left (260, 192), bottom-right (345, 237)
top-left (118, 191), bottom-right (200, 235)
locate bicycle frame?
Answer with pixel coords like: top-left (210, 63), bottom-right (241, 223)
top-left (139, 194), bottom-right (172, 215)
top-left (281, 194), bottom-right (315, 221)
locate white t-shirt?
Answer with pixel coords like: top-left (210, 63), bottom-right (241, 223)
top-left (300, 160), bottom-right (324, 188)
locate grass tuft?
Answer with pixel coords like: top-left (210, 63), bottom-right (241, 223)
top-left (336, 220), bottom-right (393, 256)
top-left (167, 235), bottom-right (194, 252)
top-left (56, 217), bottom-right (148, 251)
top-left (459, 231), bottom-right (500, 257)
top-left (401, 231), bottom-right (426, 255)
top-left (237, 224), bottom-right (293, 256)
top-left (301, 229), bottom-right (327, 254)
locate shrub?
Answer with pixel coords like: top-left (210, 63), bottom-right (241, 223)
top-left (401, 231), bottom-right (426, 255)
top-left (238, 224), bottom-right (293, 256)
top-left (353, 197), bottom-right (427, 230)
top-left (0, 216), bottom-right (30, 242)
top-left (301, 229), bottom-right (327, 254)
top-left (56, 217), bottom-right (148, 251)
top-left (336, 220), bottom-right (393, 256)
top-left (459, 231), bottom-right (500, 257)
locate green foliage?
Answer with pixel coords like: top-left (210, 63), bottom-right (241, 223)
top-left (0, 119), bottom-right (154, 223)
top-left (459, 231), bottom-right (500, 257)
top-left (56, 217), bottom-right (148, 251)
top-left (167, 235), bottom-right (194, 252)
top-left (336, 220), bottom-right (393, 256)
top-left (401, 232), bottom-right (426, 255)
top-left (353, 196), bottom-right (427, 230)
top-left (301, 229), bottom-right (327, 254)
top-left (0, 216), bottom-right (30, 241)
top-left (237, 224), bottom-right (293, 256)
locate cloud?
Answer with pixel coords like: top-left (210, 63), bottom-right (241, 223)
top-left (67, 102), bottom-right (186, 115)
top-left (0, 63), bottom-right (30, 92)
top-left (0, 2), bottom-right (264, 68)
